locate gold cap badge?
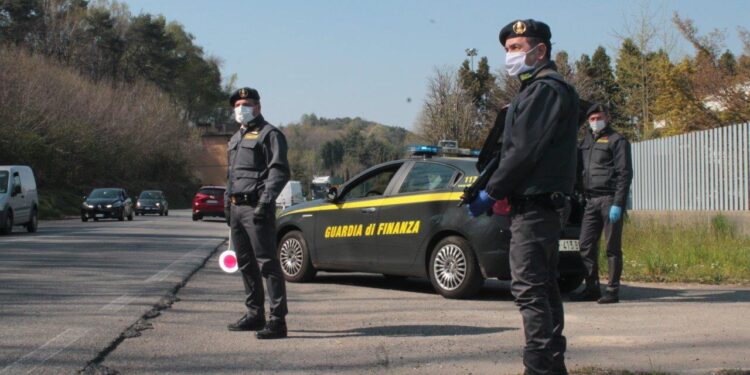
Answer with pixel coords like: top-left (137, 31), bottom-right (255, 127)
top-left (513, 21), bottom-right (526, 35)
top-left (239, 88), bottom-right (248, 98)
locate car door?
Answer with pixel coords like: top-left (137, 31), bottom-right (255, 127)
top-left (375, 161), bottom-right (461, 273)
top-left (9, 171), bottom-right (29, 224)
top-left (313, 162), bottom-right (406, 270)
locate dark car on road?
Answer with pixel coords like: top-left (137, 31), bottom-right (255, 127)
top-left (136, 190), bottom-right (169, 216)
top-left (275, 156), bottom-right (585, 299)
top-left (81, 188), bottom-right (134, 222)
top-left (192, 186), bottom-right (226, 221)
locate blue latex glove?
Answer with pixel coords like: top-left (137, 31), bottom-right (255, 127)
top-left (609, 205), bottom-right (622, 223)
top-left (467, 190), bottom-right (496, 217)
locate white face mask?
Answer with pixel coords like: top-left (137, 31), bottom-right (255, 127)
top-left (589, 120), bottom-right (606, 133)
top-left (505, 44), bottom-right (540, 77)
top-left (234, 105), bottom-right (255, 125)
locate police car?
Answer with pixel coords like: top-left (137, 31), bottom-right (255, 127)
top-left (275, 147), bottom-right (585, 299)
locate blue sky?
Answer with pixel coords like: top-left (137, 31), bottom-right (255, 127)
top-left (122, 0), bottom-right (749, 130)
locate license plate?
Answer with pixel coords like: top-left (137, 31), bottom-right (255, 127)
top-left (95, 214), bottom-right (104, 218)
top-left (559, 240), bottom-right (579, 251)
top-left (206, 199), bottom-right (218, 204)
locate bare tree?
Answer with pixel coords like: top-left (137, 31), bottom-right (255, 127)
top-left (417, 67), bottom-right (482, 148)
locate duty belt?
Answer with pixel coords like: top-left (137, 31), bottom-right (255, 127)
top-left (509, 192), bottom-right (567, 211)
top-left (230, 193), bottom-right (259, 206)
top-left (584, 191), bottom-right (614, 199)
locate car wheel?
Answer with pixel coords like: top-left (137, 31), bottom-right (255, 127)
top-left (26, 209), bottom-right (38, 233)
top-left (192, 213), bottom-right (201, 221)
top-left (93, 217), bottom-right (99, 222)
top-left (1, 210), bottom-right (12, 235)
top-left (127, 211), bottom-right (133, 221)
top-left (165, 210), bottom-right (168, 216)
top-left (428, 236), bottom-right (483, 299)
top-left (278, 231), bottom-right (316, 282)
top-left (81, 215), bottom-right (88, 222)
top-left (558, 275), bottom-right (584, 294)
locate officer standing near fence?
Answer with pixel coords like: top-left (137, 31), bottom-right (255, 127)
top-left (571, 103), bottom-right (633, 304)
top-left (224, 87), bottom-right (291, 339)
top-left (467, 19), bottom-right (580, 374)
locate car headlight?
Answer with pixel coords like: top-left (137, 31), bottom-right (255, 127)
top-left (106, 204), bottom-right (113, 208)
top-left (84, 203), bottom-right (93, 208)
top-left (155, 202), bottom-right (160, 207)
top-left (136, 202), bottom-right (141, 207)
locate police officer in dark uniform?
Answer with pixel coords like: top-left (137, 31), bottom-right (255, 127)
top-left (225, 87), bottom-right (291, 339)
top-left (571, 103), bottom-right (633, 304)
top-left (467, 19), bottom-right (579, 375)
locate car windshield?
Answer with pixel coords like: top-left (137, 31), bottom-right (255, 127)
top-left (0, 171), bottom-right (8, 194)
top-left (89, 189), bottom-right (120, 199)
top-left (199, 188), bottom-right (224, 196)
top-left (139, 191), bottom-right (162, 199)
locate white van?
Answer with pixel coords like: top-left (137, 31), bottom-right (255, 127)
top-left (0, 165), bottom-right (39, 234)
top-left (275, 181), bottom-right (304, 210)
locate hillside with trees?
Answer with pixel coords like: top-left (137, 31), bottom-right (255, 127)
top-left (0, 0), bottom-right (225, 215)
top-left (282, 114), bottom-right (417, 197)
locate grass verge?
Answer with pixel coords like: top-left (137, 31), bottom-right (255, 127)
top-left (613, 215), bottom-right (750, 284)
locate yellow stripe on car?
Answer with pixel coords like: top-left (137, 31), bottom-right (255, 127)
top-left (279, 191), bottom-right (463, 217)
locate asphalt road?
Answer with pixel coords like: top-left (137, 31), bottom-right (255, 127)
top-left (2, 212), bottom-right (750, 374)
top-left (0, 210), bottom-right (227, 375)
top-left (102, 247), bottom-right (750, 375)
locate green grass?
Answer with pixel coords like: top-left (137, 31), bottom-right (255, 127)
top-left (38, 190), bottom-right (82, 219)
top-left (609, 215), bottom-right (750, 284)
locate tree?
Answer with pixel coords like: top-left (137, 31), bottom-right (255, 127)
top-left (417, 67), bottom-right (481, 148)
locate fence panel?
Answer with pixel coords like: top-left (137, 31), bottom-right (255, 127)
top-left (631, 123), bottom-right (750, 211)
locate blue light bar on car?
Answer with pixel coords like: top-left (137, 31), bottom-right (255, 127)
top-left (408, 145), bottom-right (439, 155)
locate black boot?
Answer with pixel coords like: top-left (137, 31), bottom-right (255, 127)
top-left (597, 290), bottom-right (619, 304)
top-left (569, 280), bottom-right (601, 302)
top-left (227, 314), bottom-right (266, 331)
top-left (256, 319), bottom-right (288, 339)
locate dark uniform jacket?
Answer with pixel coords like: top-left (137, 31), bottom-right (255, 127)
top-left (579, 126), bottom-right (633, 207)
top-left (225, 114), bottom-right (291, 206)
top-left (485, 61), bottom-right (580, 200)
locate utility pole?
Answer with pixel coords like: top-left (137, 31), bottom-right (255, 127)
top-left (465, 48), bottom-right (478, 71)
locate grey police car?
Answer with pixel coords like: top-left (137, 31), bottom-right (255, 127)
top-left (275, 155), bottom-right (585, 299)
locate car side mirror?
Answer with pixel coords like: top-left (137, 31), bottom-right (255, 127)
top-left (326, 187), bottom-right (338, 202)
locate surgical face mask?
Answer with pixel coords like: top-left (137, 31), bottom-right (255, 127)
top-left (505, 44), bottom-right (540, 77)
top-left (589, 120), bottom-right (606, 133)
top-left (234, 105), bottom-right (255, 124)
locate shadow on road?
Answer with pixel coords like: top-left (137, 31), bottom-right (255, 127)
top-left (617, 284), bottom-right (750, 304)
top-left (293, 324), bottom-right (515, 339)
top-left (309, 273), bottom-right (515, 301)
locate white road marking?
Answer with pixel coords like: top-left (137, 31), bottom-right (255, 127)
top-left (0, 328), bottom-right (90, 374)
top-left (143, 239), bottom-right (222, 283)
top-left (144, 269), bottom-right (173, 283)
top-left (99, 295), bottom-right (138, 312)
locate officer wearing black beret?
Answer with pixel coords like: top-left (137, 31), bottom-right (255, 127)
top-left (467, 19), bottom-right (579, 374)
top-left (225, 87), bottom-right (291, 339)
top-left (571, 103), bottom-right (633, 304)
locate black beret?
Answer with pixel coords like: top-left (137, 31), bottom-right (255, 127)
top-left (499, 19), bottom-right (552, 46)
top-left (585, 102), bottom-right (610, 117)
top-left (229, 87), bottom-right (260, 106)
